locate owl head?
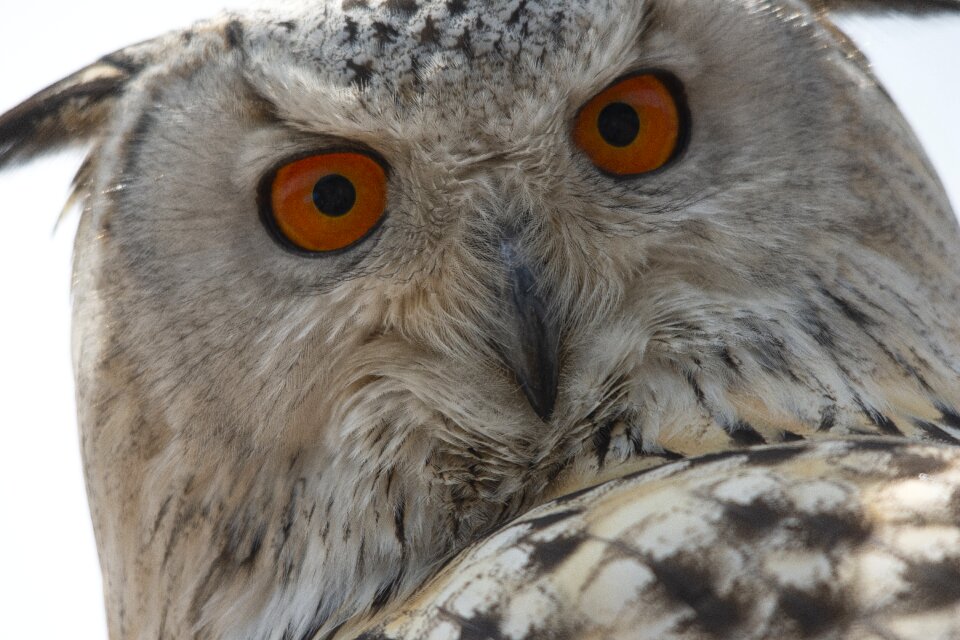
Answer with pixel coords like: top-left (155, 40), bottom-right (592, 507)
top-left (2, 0), bottom-right (959, 637)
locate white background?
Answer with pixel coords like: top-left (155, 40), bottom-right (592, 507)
top-left (0, 4), bottom-right (958, 638)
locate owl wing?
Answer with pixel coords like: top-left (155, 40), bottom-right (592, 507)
top-left (349, 438), bottom-right (960, 640)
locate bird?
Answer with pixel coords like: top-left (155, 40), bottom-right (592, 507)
top-left (1, 0), bottom-right (960, 638)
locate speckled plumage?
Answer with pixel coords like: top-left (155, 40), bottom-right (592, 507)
top-left (2, 0), bottom-right (960, 638)
top-left (353, 439), bottom-right (960, 639)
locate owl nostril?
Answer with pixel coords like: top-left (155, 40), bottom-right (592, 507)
top-left (496, 237), bottom-right (560, 422)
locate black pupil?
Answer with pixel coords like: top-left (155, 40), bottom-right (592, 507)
top-left (312, 174), bottom-right (356, 217)
top-left (597, 102), bottom-right (640, 147)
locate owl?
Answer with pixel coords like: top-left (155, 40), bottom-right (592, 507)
top-left (2, 0), bottom-right (960, 639)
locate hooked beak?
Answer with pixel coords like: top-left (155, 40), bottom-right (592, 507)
top-left (497, 237), bottom-right (560, 422)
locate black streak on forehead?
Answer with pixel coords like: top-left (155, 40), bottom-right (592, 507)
top-left (385, 0), bottom-right (419, 16)
top-left (224, 20), bottom-right (244, 49)
top-left (446, 0), bottom-right (467, 15)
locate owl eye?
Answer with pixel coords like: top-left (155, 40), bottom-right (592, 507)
top-left (261, 151), bottom-right (388, 253)
top-left (573, 71), bottom-right (688, 176)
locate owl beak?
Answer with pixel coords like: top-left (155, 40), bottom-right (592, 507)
top-left (498, 239), bottom-right (560, 423)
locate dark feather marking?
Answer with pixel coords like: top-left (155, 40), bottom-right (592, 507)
top-left (684, 371), bottom-right (706, 405)
top-left (224, 20), bottom-right (244, 49)
top-left (418, 14), bottom-right (439, 44)
top-left (912, 419), bottom-right (960, 444)
top-left (740, 317), bottom-right (795, 377)
top-left (507, 0), bottom-right (528, 24)
top-left (99, 51), bottom-right (145, 75)
top-left (778, 586), bottom-right (851, 638)
top-left (394, 497), bottom-right (407, 548)
top-left (294, 599), bottom-right (334, 640)
top-left (162, 502), bottom-right (197, 568)
top-left (371, 20), bottom-right (400, 48)
top-left (795, 511), bottom-right (872, 551)
top-left (876, 343), bottom-right (933, 391)
top-left (937, 404), bottom-right (960, 431)
top-left (797, 304), bottom-right (836, 348)
top-left (346, 59), bottom-right (374, 85)
top-left (721, 498), bottom-right (785, 538)
top-left (233, 519), bottom-right (267, 568)
top-left (855, 399), bottom-right (903, 436)
top-left (384, 467), bottom-right (396, 497)
top-left (276, 479), bottom-right (305, 558)
top-left (638, 0), bottom-right (657, 33)
top-left (148, 495), bottom-right (174, 543)
top-left (187, 549), bottom-right (233, 625)
top-left (779, 430), bottom-right (805, 442)
top-left (385, 0), bottom-right (418, 16)
top-left (544, 459), bottom-right (566, 484)
top-left (744, 443), bottom-right (806, 465)
top-left (371, 569), bottom-right (405, 610)
top-left (818, 405), bottom-right (836, 431)
top-left (356, 536), bottom-right (367, 577)
top-left (903, 560), bottom-right (960, 608)
top-left (521, 508), bottom-right (583, 530)
top-left (527, 534), bottom-right (584, 576)
top-left (818, 286), bottom-right (873, 328)
top-left (0, 75), bottom-right (125, 167)
top-left (891, 451), bottom-right (949, 478)
top-left (320, 495), bottom-right (335, 541)
top-left (724, 420), bottom-right (767, 446)
top-left (552, 482), bottom-right (603, 505)
top-left (847, 426), bottom-right (883, 436)
top-left (592, 419), bottom-right (614, 468)
top-left (656, 447), bottom-right (686, 460)
top-left (438, 607), bottom-right (507, 640)
top-left (847, 438), bottom-right (902, 452)
top-left (950, 486), bottom-right (960, 518)
top-left (720, 346), bottom-right (742, 374)
top-left (446, 0), bottom-right (467, 15)
top-left (344, 17), bottom-right (359, 42)
top-left (456, 27), bottom-right (473, 58)
top-left (647, 556), bottom-right (747, 636)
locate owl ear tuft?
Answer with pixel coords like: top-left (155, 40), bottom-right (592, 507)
top-left (0, 47), bottom-right (152, 170)
top-left (812, 0), bottom-right (960, 13)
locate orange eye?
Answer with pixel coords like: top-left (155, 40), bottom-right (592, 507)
top-left (261, 151), bottom-right (388, 253)
top-left (573, 72), bottom-right (688, 176)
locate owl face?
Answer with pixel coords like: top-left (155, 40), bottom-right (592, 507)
top-left (5, 0), bottom-right (960, 637)
top-left (82, 0), bottom-right (955, 463)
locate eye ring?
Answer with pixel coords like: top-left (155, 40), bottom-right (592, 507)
top-left (257, 149), bottom-right (390, 257)
top-left (573, 70), bottom-right (690, 178)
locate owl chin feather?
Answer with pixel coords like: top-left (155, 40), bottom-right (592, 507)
top-left (2, 0), bottom-right (960, 638)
